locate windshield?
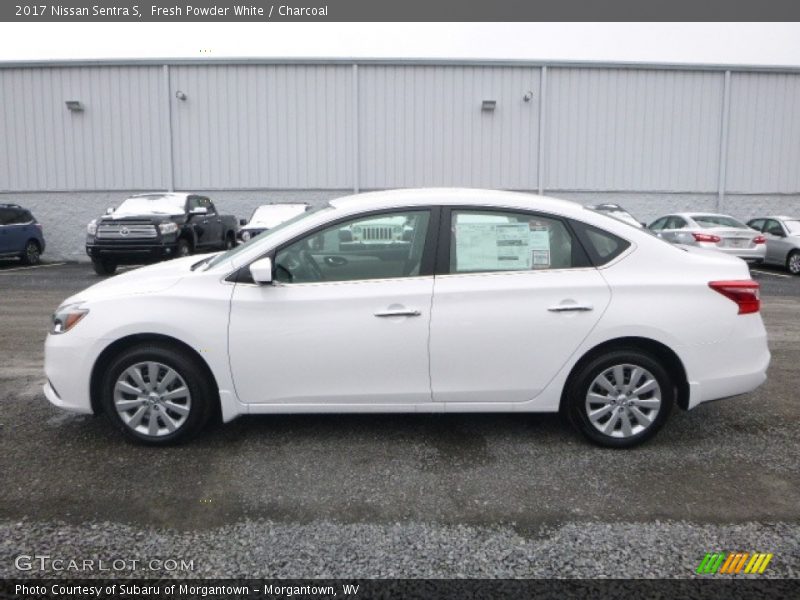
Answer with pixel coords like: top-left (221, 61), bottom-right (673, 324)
top-left (249, 204), bottom-right (307, 228)
top-left (692, 215), bottom-right (747, 229)
top-left (114, 194), bottom-right (186, 216)
top-left (784, 220), bottom-right (800, 234)
top-left (587, 207), bottom-right (643, 229)
top-left (200, 205), bottom-right (330, 270)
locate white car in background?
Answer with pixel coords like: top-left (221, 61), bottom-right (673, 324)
top-left (238, 203), bottom-right (310, 242)
top-left (746, 216), bottom-right (800, 275)
top-left (648, 212), bottom-right (766, 263)
top-left (44, 189), bottom-right (769, 448)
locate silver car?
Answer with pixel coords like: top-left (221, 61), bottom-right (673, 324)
top-left (746, 216), bottom-right (800, 275)
top-left (648, 213), bottom-right (766, 263)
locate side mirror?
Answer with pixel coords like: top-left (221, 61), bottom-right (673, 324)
top-left (105, 207), bottom-right (115, 214)
top-left (190, 207), bottom-right (208, 216)
top-left (239, 218), bottom-right (247, 227)
top-left (249, 257), bottom-right (273, 284)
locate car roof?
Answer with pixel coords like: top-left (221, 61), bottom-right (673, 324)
top-left (754, 215), bottom-right (797, 221)
top-left (129, 192), bottom-right (202, 200)
top-left (329, 188), bottom-right (585, 218)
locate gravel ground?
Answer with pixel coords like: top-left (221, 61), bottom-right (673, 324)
top-left (1, 519), bottom-right (798, 579)
top-left (1, 262), bottom-right (798, 580)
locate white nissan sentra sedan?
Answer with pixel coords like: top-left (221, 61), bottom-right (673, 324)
top-left (44, 189), bottom-right (770, 448)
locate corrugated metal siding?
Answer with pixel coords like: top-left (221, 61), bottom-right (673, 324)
top-left (0, 66), bottom-right (167, 191)
top-left (726, 72), bottom-right (800, 194)
top-left (170, 64), bottom-right (353, 189)
top-left (544, 68), bottom-right (724, 192)
top-left (358, 65), bottom-right (540, 189)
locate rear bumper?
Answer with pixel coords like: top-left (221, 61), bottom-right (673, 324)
top-left (682, 315), bottom-right (770, 409)
top-left (696, 242), bottom-right (766, 263)
top-left (86, 242), bottom-right (179, 264)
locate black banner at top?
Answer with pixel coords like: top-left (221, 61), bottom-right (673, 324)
top-left (3, 0), bottom-right (800, 22)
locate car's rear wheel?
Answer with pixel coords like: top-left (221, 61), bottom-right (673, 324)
top-left (564, 349), bottom-right (674, 448)
top-left (101, 343), bottom-right (214, 445)
top-left (91, 258), bottom-right (117, 276)
top-left (787, 250), bottom-right (800, 275)
top-left (20, 240), bottom-right (41, 265)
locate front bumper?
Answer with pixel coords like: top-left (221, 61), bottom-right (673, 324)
top-left (86, 242), bottom-right (180, 264)
top-left (44, 332), bottom-right (102, 415)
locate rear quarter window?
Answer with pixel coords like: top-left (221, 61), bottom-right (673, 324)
top-left (570, 220), bottom-right (631, 266)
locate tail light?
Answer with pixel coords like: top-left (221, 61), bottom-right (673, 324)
top-left (35, 223), bottom-right (43, 231)
top-left (753, 235), bottom-right (766, 244)
top-left (693, 233), bottom-right (721, 243)
top-left (709, 280), bottom-right (760, 314)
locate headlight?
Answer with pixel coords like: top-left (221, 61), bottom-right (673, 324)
top-left (159, 222), bottom-right (179, 235)
top-left (51, 304), bottom-right (89, 335)
top-left (87, 220), bottom-right (97, 235)
top-left (241, 230), bottom-right (251, 241)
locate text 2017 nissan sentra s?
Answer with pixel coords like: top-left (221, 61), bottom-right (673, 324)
top-left (44, 189), bottom-right (770, 447)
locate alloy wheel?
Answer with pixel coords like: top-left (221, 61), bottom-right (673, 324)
top-left (25, 242), bottom-right (40, 264)
top-left (789, 253), bottom-right (800, 275)
top-left (113, 361), bottom-right (192, 437)
top-left (585, 363), bottom-right (662, 439)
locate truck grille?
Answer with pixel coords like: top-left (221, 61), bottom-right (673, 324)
top-left (96, 222), bottom-right (157, 240)
top-left (356, 226), bottom-right (398, 241)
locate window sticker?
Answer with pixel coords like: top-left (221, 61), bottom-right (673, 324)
top-left (455, 222), bottom-right (533, 271)
top-left (529, 225), bottom-right (551, 268)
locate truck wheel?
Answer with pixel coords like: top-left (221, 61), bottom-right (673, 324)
top-left (177, 238), bottom-right (193, 258)
top-left (20, 240), bottom-right (41, 265)
top-left (224, 233), bottom-right (235, 250)
top-left (92, 258), bottom-right (117, 276)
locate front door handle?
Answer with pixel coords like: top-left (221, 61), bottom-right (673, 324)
top-left (548, 304), bottom-right (594, 312)
top-left (374, 309), bottom-right (421, 318)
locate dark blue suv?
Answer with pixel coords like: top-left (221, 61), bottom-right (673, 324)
top-left (0, 204), bottom-right (45, 265)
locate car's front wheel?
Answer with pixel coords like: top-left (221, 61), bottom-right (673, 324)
top-left (101, 343), bottom-right (214, 445)
top-left (564, 349), bottom-right (674, 448)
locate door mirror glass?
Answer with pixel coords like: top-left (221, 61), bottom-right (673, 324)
top-left (105, 207), bottom-right (115, 214)
top-left (239, 218), bottom-right (248, 226)
top-left (249, 257), bottom-right (273, 284)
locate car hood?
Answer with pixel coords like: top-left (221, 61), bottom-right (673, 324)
top-left (60, 256), bottom-right (200, 307)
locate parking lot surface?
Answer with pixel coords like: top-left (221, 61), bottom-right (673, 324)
top-left (1, 261), bottom-right (798, 578)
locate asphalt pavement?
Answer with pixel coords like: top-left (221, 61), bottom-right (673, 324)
top-left (0, 260), bottom-right (798, 578)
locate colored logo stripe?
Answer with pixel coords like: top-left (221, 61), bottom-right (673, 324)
top-left (697, 552), bottom-right (773, 574)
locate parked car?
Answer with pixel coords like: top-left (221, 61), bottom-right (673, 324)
top-left (746, 216), bottom-right (800, 275)
top-left (86, 193), bottom-right (239, 276)
top-left (648, 213), bottom-right (766, 263)
top-left (45, 189), bottom-right (768, 448)
top-left (587, 203), bottom-right (644, 228)
top-left (238, 203), bottom-right (309, 242)
top-left (0, 203), bottom-right (45, 265)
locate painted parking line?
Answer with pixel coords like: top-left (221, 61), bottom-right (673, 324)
top-left (0, 262), bottom-right (67, 273)
top-left (751, 269), bottom-right (793, 279)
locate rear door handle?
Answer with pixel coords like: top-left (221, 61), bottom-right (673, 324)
top-left (548, 304), bottom-right (594, 312)
top-left (374, 309), bottom-right (421, 318)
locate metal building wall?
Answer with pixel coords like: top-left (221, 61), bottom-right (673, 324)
top-left (726, 71), bottom-right (800, 194)
top-left (169, 64), bottom-right (354, 190)
top-left (358, 65), bottom-right (541, 190)
top-left (543, 68), bottom-right (724, 193)
top-left (0, 65), bottom-right (168, 192)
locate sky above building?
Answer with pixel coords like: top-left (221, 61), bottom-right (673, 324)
top-left (1, 23), bottom-right (799, 66)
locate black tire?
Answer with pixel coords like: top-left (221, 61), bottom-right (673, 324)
top-left (20, 240), bottom-right (41, 265)
top-left (100, 343), bottom-right (214, 445)
top-left (92, 258), bottom-right (117, 276)
top-left (176, 238), bottom-right (193, 258)
top-left (787, 250), bottom-right (800, 276)
top-left (224, 233), bottom-right (235, 250)
top-left (563, 348), bottom-right (674, 448)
